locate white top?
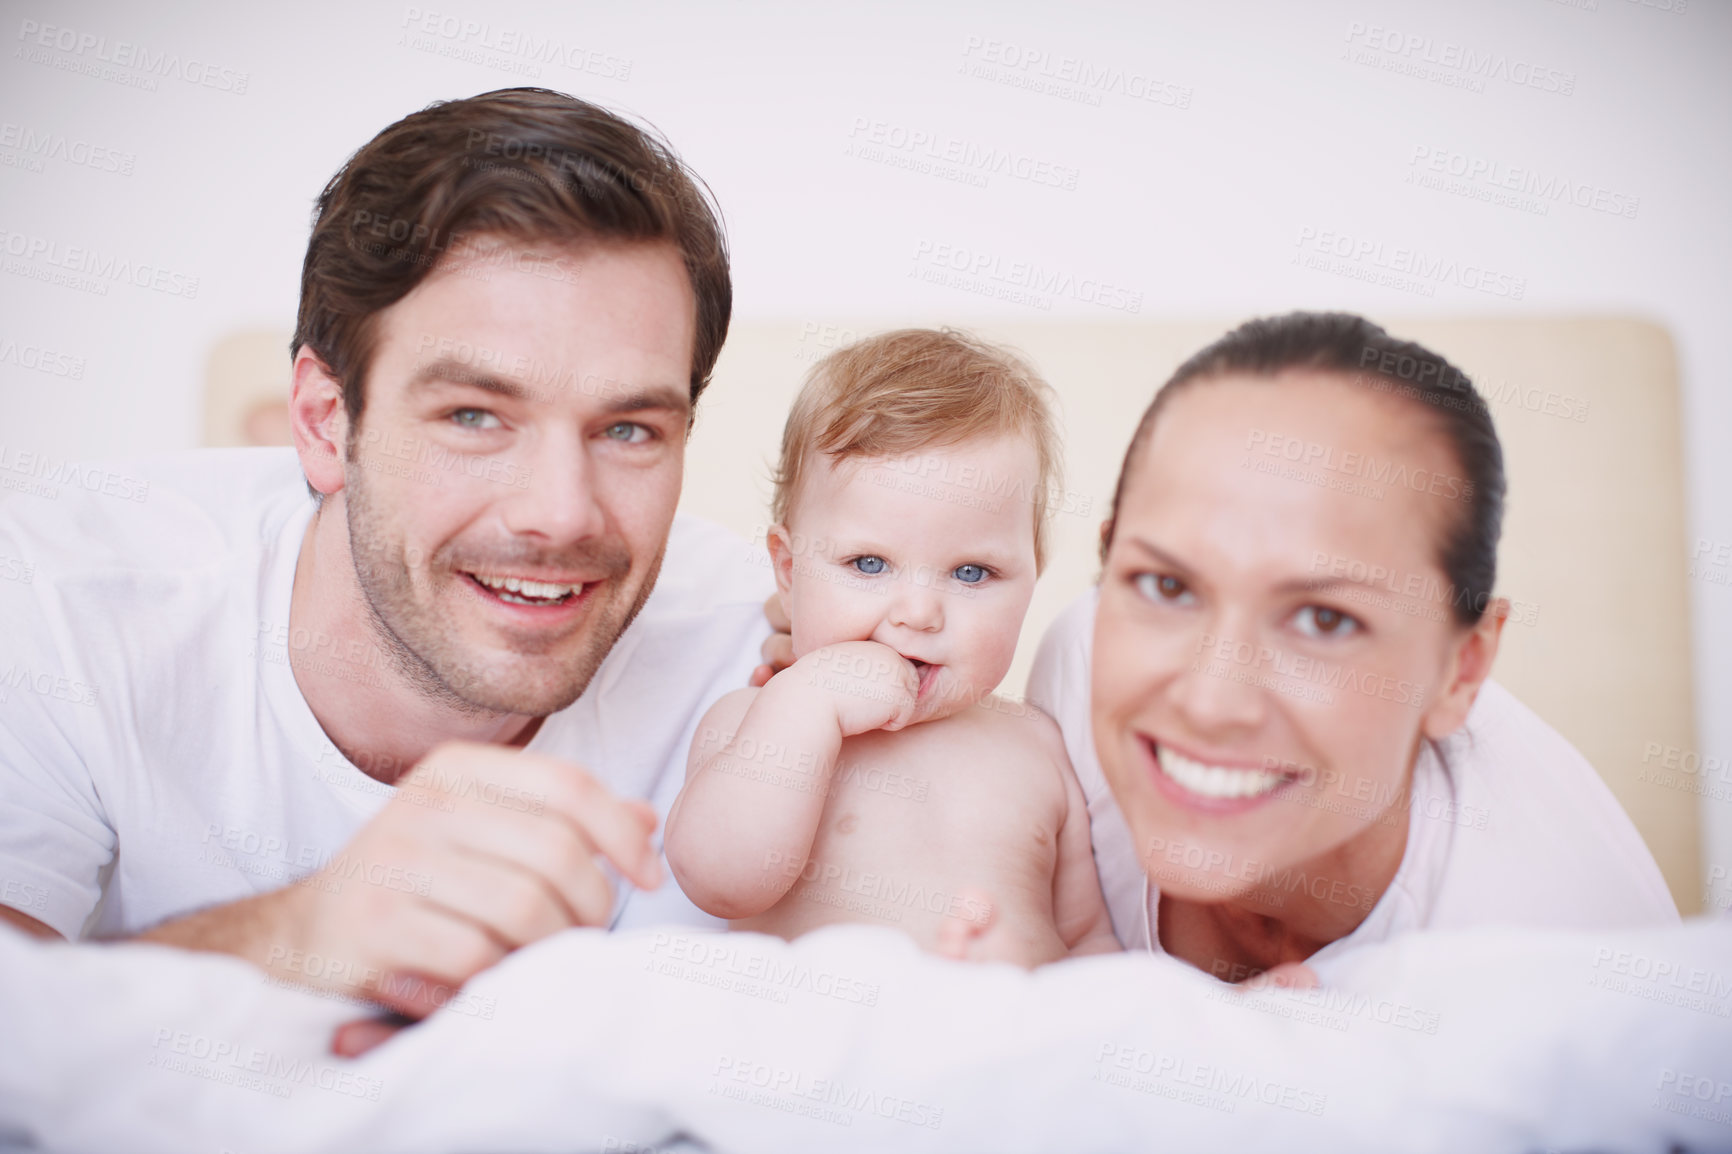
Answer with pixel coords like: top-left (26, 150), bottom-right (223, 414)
top-left (1025, 590), bottom-right (1679, 964)
top-left (0, 447), bottom-right (773, 939)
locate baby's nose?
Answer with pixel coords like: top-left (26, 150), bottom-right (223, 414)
top-left (885, 583), bottom-right (944, 632)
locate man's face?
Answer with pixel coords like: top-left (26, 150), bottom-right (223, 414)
top-left (337, 238), bottom-right (696, 716)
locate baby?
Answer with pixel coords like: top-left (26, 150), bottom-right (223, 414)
top-left (665, 329), bottom-right (1118, 965)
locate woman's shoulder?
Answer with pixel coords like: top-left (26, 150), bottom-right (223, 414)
top-left (1026, 589), bottom-right (1097, 722)
top-left (1421, 680), bottom-right (1679, 929)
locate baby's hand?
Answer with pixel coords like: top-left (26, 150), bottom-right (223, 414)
top-left (790, 640), bottom-right (919, 736)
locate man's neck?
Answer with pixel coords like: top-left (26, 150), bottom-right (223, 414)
top-left (288, 502), bottom-right (541, 784)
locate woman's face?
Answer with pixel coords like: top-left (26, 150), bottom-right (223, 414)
top-left (1091, 371), bottom-right (1502, 909)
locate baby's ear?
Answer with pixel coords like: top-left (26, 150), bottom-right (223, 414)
top-left (765, 524), bottom-right (797, 597)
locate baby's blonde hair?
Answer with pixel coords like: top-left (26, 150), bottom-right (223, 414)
top-left (771, 328), bottom-right (1062, 571)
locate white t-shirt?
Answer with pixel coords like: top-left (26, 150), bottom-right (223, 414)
top-left (0, 447), bottom-right (773, 940)
top-left (1026, 590), bottom-right (1679, 966)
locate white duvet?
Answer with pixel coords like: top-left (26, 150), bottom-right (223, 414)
top-left (2, 917), bottom-right (1729, 1153)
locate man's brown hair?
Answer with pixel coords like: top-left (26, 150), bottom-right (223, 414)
top-left (291, 87), bottom-right (730, 423)
top-left (772, 328), bottom-right (1063, 571)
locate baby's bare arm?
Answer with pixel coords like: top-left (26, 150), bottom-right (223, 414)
top-left (666, 684), bottom-right (837, 918)
top-left (666, 643), bottom-right (917, 919)
top-left (1034, 715), bottom-right (1120, 956)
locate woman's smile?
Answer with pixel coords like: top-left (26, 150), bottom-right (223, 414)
top-left (1140, 736), bottom-right (1300, 813)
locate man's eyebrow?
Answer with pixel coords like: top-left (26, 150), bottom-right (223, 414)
top-left (407, 359), bottom-right (530, 401)
top-left (407, 357), bottom-right (691, 416)
top-left (595, 383), bottom-right (691, 417)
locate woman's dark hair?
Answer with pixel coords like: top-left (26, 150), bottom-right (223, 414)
top-left (292, 87), bottom-right (731, 425)
top-left (1102, 311), bottom-right (1506, 627)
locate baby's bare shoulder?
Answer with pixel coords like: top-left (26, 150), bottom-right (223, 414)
top-left (846, 701), bottom-right (1067, 780)
top-left (969, 696), bottom-right (1068, 757)
top-left (916, 699), bottom-right (1072, 791)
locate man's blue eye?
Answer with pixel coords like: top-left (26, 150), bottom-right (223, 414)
top-left (954, 564), bottom-right (987, 584)
top-left (852, 556), bottom-right (886, 575)
top-left (451, 408), bottom-right (501, 430)
top-left (604, 422), bottom-right (650, 443)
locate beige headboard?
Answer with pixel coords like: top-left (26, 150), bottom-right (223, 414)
top-left (208, 318), bottom-right (1701, 912)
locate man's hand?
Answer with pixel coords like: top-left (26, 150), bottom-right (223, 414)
top-left (144, 741), bottom-right (662, 1020)
top-left (749, 593), bottom-right (793, 688)
top-left (0, 904), bottom-right (59, 940)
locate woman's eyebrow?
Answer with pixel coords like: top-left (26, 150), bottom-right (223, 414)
top-left (1272, 575), bottom-right (1359, 595)
top-left (1128, 536), bottom-right (1381, 596)
top-left (1124, 537), bottom-right (1188, 572)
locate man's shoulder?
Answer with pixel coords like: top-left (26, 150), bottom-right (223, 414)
top-left (0, 448), bottom-right (309, 692)
top-left (641, 515), bottom-right (776, 617)
top-left (576, 516), bottom-right (773, 706)
top-left (0, 447), bottom-right (308, 579)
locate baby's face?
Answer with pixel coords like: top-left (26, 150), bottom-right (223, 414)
top-left (773, 433), bottom-right (1041, 723)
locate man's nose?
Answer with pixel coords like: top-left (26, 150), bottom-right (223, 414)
top-left (497, 433), bottom-right (606, 543)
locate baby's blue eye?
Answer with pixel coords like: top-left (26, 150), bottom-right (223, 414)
top-left (954, 564), bottom-right (988, 584)
top-left (852, 556), bottom-right (886, 575)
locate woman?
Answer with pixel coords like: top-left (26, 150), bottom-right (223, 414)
top-left (1029, 311), bottom-right (1677, 978)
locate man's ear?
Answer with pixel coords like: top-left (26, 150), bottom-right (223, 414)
top-left (766, 524), bottom-right (797, 598)
top-left (290, 347), bottom-right (349, 497)
top-left (1420, 596), bottom-right (1508, 740)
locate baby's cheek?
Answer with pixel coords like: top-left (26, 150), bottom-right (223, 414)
top-left (965, 623), bottom-right (1021, 689)
top-left (791, 585), bottom-right (879, 656)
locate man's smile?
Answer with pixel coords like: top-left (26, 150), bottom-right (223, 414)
top-left (465, 570), bottom-right (588, 607)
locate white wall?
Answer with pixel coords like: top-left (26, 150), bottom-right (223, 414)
top-left (3, 0), bottom-right (1727, 896)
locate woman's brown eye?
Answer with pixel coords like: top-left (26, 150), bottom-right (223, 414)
top-left (1294, 605), bottom-right (1359, 639)
top-left (1133, 573), bottom-right (1192, 604)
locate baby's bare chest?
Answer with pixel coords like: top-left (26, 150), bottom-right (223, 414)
top-left (810, 724), bottom-right (1066, 875)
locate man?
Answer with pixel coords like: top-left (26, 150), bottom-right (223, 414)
top-left (0, 88), bottom-right (776, 1020)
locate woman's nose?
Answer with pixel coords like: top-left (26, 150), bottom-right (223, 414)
top-left (1170, 631), bottom-right (1268, 736)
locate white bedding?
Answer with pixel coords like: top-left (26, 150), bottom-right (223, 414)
top-left (2, 918), bottom-right (1729, 1152)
